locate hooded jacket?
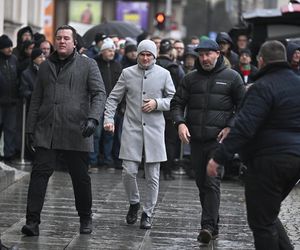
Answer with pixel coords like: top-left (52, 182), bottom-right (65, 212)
top-left (286, 42), bottom-right (300, 74)
top-left (171, 55), bottom-right (245, 142)
top-left (12, 26), bottom-right (33, 59)
top-left (216, 32), bottom-right (239, 68)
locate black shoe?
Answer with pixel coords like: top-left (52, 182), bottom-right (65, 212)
top-left (80, 217), bottom-right (92, 234)
top-left (197, 229), bottom-right (213, 244)
top-left (140, 212), bottom-right (151, 229)
top-left (126, 203), bottom-right (140, 224)
top-left (21, 222), bottom-right (39, 236)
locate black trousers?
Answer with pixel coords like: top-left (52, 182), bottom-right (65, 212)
top-left (26, 147), bottom-right (92, 224)
top-left (191, 140), bottom-right (223, 234)
top-left (164, 119), bottom-right (180, 171)
top-left (245, 154), bottom-right (300, 250)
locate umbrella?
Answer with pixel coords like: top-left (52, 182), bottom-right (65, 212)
top-left (83, 21), bottom-right (143, 46)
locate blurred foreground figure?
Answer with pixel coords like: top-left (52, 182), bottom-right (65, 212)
top-left (207, 40), bottom-right (300, 250)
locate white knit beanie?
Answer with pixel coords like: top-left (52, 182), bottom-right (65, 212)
top-left (100, 38), bottom-right (116, 51)
top-left (137, 39), bottom-right (157, 58)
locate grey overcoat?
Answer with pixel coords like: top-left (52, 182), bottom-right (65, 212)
top-left (104, 64), bottom-right (175, 163)
top-left (26, 52), bottom-right (106, 152)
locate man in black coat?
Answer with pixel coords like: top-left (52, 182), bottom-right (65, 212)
top-left (91, 38), bottom-right (122, 168)
top-left (233, 48), bottom-right (258, 85)
top-left (0, 35), bottom-right (19, 162)
top-left (207, 40), bottom-right (300, 250)
top-left (156, 39), bottom-right (185, 180)
top-left (171, 39), bottom-right (245, 244)
top-left (21, 25), bottom-right (106, 236)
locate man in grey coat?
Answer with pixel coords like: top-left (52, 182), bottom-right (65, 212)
top-left (104, 40), bottom-right (175, 229)
top-left (21, 25), bottom-right (106, 236)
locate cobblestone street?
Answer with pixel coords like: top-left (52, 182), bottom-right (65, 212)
top-left (0, 166), bottom-right (299, 250)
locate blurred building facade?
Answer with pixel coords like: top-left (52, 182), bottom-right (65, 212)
top-left (0, 0), bottom-right (290, 45)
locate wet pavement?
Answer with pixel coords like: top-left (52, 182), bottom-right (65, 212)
top-left (0, 166), bottom-right (299, 250)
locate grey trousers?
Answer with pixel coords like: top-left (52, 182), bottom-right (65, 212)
top-left (122, 160), bottom-right (160, 217)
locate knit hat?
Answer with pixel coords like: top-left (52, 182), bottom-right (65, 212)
top-left (194, 39), bottom-right (220, 52)
top-left (100, 38), bottom-right (116, 51)
top-left (239, 48), bottom-right (252, 57)
top-left (125, 44), bottom-right (137, 54)
top-left (137, 39), bottom-right (157, 58)
top-left (31, 48), bottom-right (43, 60)
top-left (0, 35), bottom-right (13, 49)
top-left (94, 33), bottom-right (107, 44)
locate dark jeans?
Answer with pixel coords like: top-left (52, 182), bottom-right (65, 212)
top-left (245, 154), bottom-right (300, 250)
top-left (26, 147), bottom-right (92, 224)
top-left (164, 119), bottom-right (180, 172)
top-left (0, 104), bottom-right (17, 158)
top-left (191, 140), bottom-right (223, 234)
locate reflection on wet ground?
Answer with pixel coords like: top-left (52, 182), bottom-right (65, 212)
top-left (0, 168), bottom-right (299, 249)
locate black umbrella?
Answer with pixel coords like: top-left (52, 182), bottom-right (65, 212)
top-left (83, 21), bottom-right (142, 46)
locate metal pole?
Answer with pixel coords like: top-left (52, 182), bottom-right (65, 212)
top-left (12, 98), bottom-right (31, 168)
top-left (165, 0), bottom-right (172, 32)
top-left (20, 98), bottom-right (27, 163)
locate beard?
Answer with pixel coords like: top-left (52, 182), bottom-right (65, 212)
top-left (200, 57), bottom-right (218, 71)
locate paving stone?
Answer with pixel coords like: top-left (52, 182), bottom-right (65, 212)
top-left (0, 169), bottom-right (299, 249)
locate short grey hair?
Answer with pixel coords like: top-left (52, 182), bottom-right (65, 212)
top-left (257, 40), bottom-right (287, 64)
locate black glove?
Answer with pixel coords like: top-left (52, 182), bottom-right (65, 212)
top-left (26, 133), bottom-right (35, 153)
top-left (81, 118), bottom-right (97, 138)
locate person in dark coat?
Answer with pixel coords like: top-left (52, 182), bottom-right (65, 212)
top-left (216, 32), bottom-right (239, 68)
top-left (207, 40), bottom-right (300, 250)
top-left (233, 48), bottom-right (258, 85)
top-left (0, 35), bottom-right (19, 162)
top-left (121, 43), bottom-right (137, 69)
top-left (17, 40), bottom-right (35, 76)
top-left (170, 39), bottom-right (245, 244)
top-left (19, 48), bottom-right (45, 111)
top-left (286, 41), bottom-right (300, 75)
top-left (86, 32), bottom-right (107, 59)
top-left (39, 40), bottom-right (53, 58)
top-left (182, 45), bottom-right (198, 74)
top-left (21, 25), bottom-right (106, 237)
top-left (156, 39), bottom-right (185, 180)
top-left (12, 26), bottom-right (33, 59)
top-left (89, 38), bottom-right (122, 168)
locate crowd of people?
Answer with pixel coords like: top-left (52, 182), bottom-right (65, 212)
top-left (0, 24), bottom-right (300, 250)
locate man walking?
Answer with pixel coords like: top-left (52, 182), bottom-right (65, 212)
top-left (170, 39), bottom-right (245, 244)
top-left (207, 40), bottom-right (300, 250)
top-left (21, 25), bottom-right (106, 236)
top-left (104, 40), bottom-right (175, 229)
